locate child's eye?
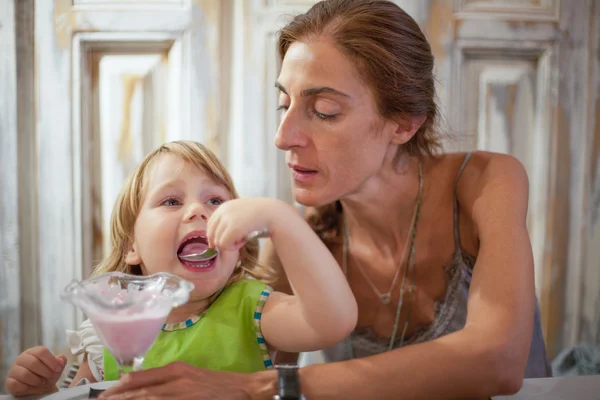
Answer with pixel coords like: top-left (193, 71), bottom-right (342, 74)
top-left (161, 198), bottom-right (181, 207)
top-left (206, 197), bottom-right (224, 206)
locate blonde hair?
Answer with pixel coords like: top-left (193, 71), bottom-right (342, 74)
top-left (92, 140), bottom-right (274, 290)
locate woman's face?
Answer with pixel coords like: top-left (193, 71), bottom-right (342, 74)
top-left (275, 38), bottom-right (401, 206)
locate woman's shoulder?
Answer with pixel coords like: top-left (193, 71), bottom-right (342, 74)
top-left (460, 149), bottom-right (524, 182)
top-left (436, 151), bottom-right (529, 215)
top-left (433, 150), bottom-right (526, 185)
top-left (432, 150), bottom-right (516, 170)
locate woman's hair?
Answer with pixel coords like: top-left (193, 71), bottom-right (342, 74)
top-left (277, 0), bottom-right (441, 244)
top-left (92, 140), bottom-right (274, 288)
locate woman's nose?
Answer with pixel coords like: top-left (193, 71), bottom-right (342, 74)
top-left (274, 109), bottom-right (308, 150)
top-left (184, 203), bottom-right (208, 222)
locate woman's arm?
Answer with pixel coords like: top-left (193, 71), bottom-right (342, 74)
top-left (258, 199), bottom-right (358, 352)
top-left (254, 153), bottom-right (534, 399)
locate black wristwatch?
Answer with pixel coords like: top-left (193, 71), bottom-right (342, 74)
top-left (273, 364), bottom-right (304, 400)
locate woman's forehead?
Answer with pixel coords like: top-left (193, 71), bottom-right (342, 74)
top-left (278, 40), bottom-right (369, 98)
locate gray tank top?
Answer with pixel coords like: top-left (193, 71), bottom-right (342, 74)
top-left (318, 153), bottom-right (551, 378)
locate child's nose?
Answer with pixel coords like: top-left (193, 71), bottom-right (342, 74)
top-left (184, 203), bottom-right (208, 222)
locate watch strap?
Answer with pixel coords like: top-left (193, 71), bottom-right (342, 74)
top-left (274, 364), bottom-right (303, 400)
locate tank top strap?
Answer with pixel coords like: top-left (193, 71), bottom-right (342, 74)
top-left (453, 152), bottom-right (473, 252)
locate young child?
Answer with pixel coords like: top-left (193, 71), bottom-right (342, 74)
top-left (5, 140), bottom-right (357, 397)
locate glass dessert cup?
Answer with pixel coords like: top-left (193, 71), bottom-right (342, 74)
top-left (61, 272), bottom-right (194, 377)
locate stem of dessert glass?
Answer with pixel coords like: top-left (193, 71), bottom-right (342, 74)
top-left (117, 357), bottom-right (144, 378)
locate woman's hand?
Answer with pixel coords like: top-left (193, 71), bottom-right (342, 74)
top-left (97, 362), bottom-right (276, 400)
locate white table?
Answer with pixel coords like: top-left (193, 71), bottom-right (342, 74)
top-left (1, 375), bottom-right (599, 399)
top-left (493, 375), bottom-right (600, 399)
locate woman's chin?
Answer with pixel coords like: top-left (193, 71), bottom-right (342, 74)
top-left (294, 188), bottom-right (336, 208)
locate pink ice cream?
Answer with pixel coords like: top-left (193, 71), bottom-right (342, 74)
top-left (85, 286), bottom-right (172, 363)
top-left (89, 311), bottom-right (168, 363)
top-left (61, 271), bottom-right (194, 365)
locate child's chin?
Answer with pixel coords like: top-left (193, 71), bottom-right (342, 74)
top-left (189, 277), bottom-right (228, 298)
top-left (190, 286), bottom-right (221, 302)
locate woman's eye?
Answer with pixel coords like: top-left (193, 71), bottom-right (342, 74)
top-left (161, 198), bottom-right (181, 207)
top-left (206, 197), bottom-right (224, 206)
top-left (314, 110), bottom-right (337, 120)
top-left (277, 105), bottom-right (289, 112)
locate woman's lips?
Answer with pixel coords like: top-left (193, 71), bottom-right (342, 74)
top-left (289, 165), bottom-right (318, 183)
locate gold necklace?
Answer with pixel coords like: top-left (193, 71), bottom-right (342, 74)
top-left (343, 199), bottom-right (418, 305)
top-left (342, 162), bottom-right (423, 306)
top-left (342, 161), bottom-right (423, 350)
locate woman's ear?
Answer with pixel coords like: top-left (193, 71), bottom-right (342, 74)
top-left (124, 241), bottom-right (142, 266)
top-left (390, 114), bottom-right (427, 145)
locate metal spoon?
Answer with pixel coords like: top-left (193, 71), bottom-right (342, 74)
top-left (178, 228), bottom-right (270, 262)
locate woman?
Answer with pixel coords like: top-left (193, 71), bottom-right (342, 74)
top-left (99, 0), bottom-right (550, 399)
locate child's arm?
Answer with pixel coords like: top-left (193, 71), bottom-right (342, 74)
top-left (259, 238), bottom-right (301, 364)
top-left (68, 354), bottom-right (98, 388)
top-left (209, 198), bottom-right (357, 353)
top-left (66, 318), bottom-right (104, 385)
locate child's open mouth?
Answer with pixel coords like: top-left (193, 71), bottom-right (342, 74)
top-left (177, 235), bottom-right (216, 271)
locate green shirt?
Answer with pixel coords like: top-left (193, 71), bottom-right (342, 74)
top-left (103, 279), bottom-right (273, 380)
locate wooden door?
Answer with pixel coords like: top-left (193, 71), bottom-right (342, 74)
top-left (0, 0), bottom-right (230, 385)
top-left (427, 0), bottom-right (599, 358)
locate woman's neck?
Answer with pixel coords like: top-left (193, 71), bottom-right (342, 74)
top-left (340, 156), bottom-right (424, 258)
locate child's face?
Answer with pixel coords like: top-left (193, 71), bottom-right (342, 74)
top-left (125, 153), bottom-right (239, 300)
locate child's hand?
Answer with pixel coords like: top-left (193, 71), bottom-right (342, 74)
top-left (5, 346), bottom-right (67, 396)
top-left (207, 198), bottom-right (292, 250)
